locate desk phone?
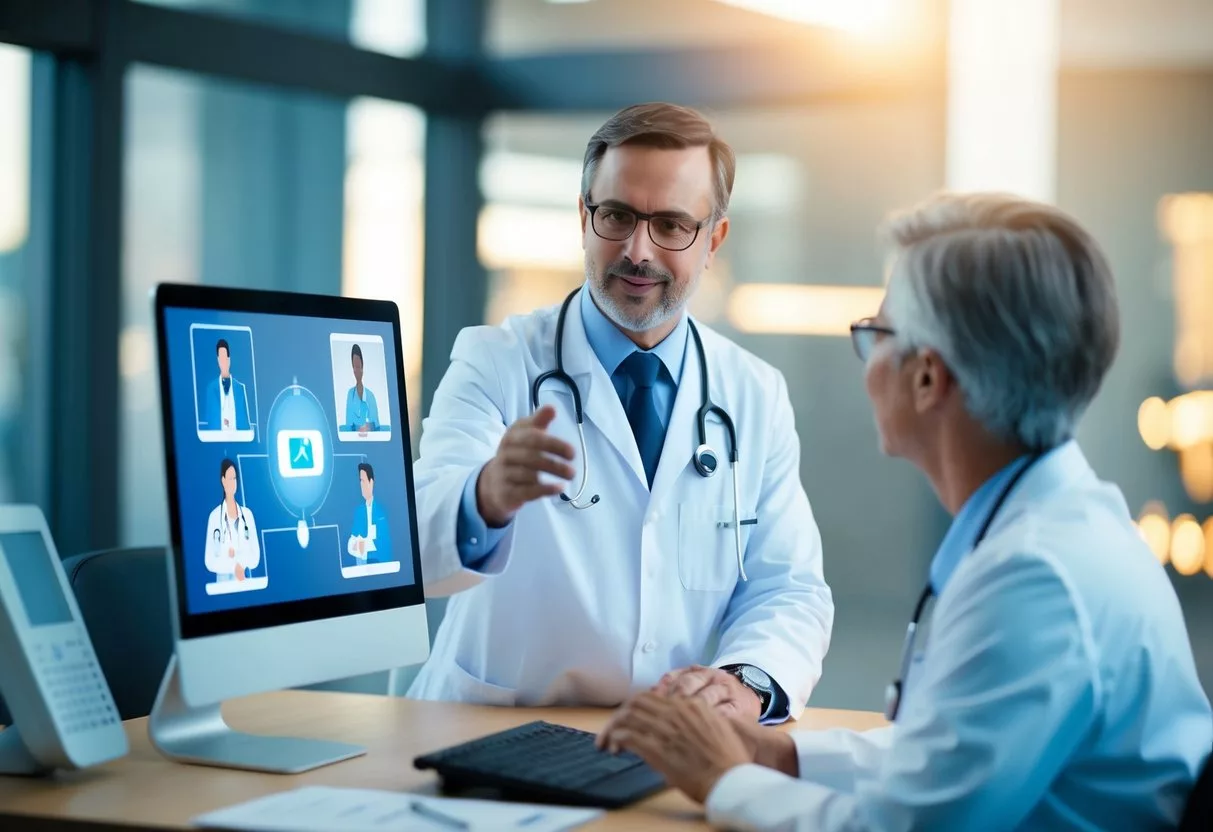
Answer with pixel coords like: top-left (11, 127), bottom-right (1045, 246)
top-left (0, 505), bottom-right (127, 774)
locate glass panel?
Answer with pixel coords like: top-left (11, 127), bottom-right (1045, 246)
top-left (0, 45), bottom-right (49, 510)
top-left (479, 103), bottom-right (945, 709)
top-left (135, 0), bottom-right (425, 58)
top-left (123, 65), bottom-right (425, 548)
top-left (488, 0), bottom-right (940, 55)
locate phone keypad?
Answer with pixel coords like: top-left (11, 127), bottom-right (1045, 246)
top-left (33, 636), bottom-right (120, 735)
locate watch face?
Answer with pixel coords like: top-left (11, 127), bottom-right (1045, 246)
top-left (740, 665), bottom-right (771, 689)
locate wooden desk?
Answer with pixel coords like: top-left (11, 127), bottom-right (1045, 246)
top-left (0, 691), bottom-right (886, 830)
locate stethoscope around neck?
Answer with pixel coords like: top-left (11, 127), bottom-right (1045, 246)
top-left (884, 452), bottom-right (1044, 722)
top-left (214, 501), bottom-right (250, 544)
top-left (530, 287), bottom-right (750, 581)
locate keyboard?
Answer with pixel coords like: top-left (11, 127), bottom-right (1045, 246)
top-left (413, 720), bottom-right (668, 808)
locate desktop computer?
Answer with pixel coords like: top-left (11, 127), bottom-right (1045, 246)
top-left (148, 283), bottom-right (429, 773)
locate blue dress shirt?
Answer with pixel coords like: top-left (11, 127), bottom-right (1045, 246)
top-left (928, 453), bottom-right (1035, 594)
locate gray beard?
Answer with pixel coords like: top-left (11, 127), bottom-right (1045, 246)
top-left (587, 270), bottom-right (683, 333)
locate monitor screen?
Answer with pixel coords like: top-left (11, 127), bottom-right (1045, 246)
top-left (0, 532), bottom-right (73, 628)
top-left (159, 298), bottom-right (421, 636)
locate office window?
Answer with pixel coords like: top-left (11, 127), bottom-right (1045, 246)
top-left (122, 65), bottom-right (424, 547)
top-left (0, 45), bottom-right (51, 509)
top-left (135, 0), bottom-right (425, 57)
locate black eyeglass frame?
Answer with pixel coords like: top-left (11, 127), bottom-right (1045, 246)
top-left (583, 198), bottom-right (715, 252)
top-left (849, 317), bottom-right (896, 361)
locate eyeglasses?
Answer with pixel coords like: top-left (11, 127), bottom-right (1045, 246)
top-left (849, 317), bottom-right (896, 361)
top-left (584, 199), bottom-right (712, 252)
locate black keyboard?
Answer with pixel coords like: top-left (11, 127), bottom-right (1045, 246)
top-left (413, 720), bottom-right (668, 808)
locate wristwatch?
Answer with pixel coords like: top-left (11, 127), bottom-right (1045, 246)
top-left (723, 664), bottom-right (774, 718)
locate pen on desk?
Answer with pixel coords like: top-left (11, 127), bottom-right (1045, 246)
top-left (409, 799), bottom-right (470, 830)
top-left (517, 812), bottom-right (546, 826)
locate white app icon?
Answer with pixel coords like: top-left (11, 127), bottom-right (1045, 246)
top-left (277, 429), bottom-right (326, 479)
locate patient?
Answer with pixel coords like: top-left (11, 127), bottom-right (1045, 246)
top-left (598, 192), bottom-right (1213, 830)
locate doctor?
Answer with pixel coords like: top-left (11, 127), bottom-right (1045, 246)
top-left (204, 338), bottom-right (251, 433)
top-left (409, 102), bottom-right (834, 723)
top-left (204, 458), bottom-right (261, 583)
top-left (345, 344), bottom-right (380, 434)
top-left (599, 192), bottom-right (1213, 829)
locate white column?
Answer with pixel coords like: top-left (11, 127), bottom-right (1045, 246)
top-left (946, 0), bottom-right (1060, 203)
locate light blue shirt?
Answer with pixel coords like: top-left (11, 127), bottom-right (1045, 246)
top-left (928, 452), bottom-right (1035, 594)
top-left (454, 287), bottom-right (687, 567)
top-left (706, 441), bottom-right (1213, 830)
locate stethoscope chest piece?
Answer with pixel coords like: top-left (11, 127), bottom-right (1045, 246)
top-left (693, 444), bottom-right (719, 477)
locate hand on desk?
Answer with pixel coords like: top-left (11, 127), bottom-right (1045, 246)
top-left (595, 692), bottom-right (796, 804)
top-left (654, 664), bottom-right (761, 722)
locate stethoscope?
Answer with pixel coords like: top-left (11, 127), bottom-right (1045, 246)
top-left (351, 388), bottom-right (371, 424)
top-left (884, 452), bottom-right (1043, 721)
top-left (531, 287), bottom-right (750, 581)
top-left (213, 504), bottom-right (251, 545)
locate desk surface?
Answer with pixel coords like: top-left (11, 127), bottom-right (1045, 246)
top-left (0, 691), bottom-right (886, 830)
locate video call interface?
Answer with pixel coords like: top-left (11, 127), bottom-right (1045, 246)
top-left (162, 307), bottom-right (416, 616)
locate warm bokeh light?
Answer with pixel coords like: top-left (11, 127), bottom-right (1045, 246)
top-left (1204, 517), bottom-right (1213, 579)
top-left (1137, 503), bottom-right (1171, 565)
top-left (1159, 193), bottom-right (1213, 388)
top-left (1137, 396), bottom-right (1170, 450)
top-left (478, 205), bottom-right (583, 271)
top-left (1170, 514), bottom-right (1205, 576)
top-left (1167, 391), bottom-right (1213, 451)
top-left (727, 284), bottom-right (885, 336)
top-left (1180, 443), bottom-right (1213, 503)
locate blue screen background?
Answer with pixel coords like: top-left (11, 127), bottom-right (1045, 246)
top-left (164, 307), bottom-right (416, 615)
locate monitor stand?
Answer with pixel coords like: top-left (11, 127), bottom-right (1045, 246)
top-left (148, 654), bottom-right (365, 774)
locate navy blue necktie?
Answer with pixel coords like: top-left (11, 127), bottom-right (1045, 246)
top-left (620, 351), bottom-right (664, 488)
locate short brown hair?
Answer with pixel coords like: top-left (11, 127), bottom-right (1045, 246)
top-left (581, 102), bottom-right (736, 220)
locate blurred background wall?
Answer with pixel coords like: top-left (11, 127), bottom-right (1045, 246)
top-left (0, 0), bottom-right (1210, 707)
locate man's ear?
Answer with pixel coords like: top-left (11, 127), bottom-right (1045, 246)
top-left (913, 349), bottom-right (952, 414)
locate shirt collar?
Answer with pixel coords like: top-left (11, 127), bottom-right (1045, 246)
top-left (927, 447), bottom-right (1043, 594)
top-left (579, 284), bottom-right (687, 385)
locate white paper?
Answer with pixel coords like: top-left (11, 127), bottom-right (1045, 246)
top-left (192, 786), bottom-right (602, 832)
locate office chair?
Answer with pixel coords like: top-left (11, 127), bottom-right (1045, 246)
top-left (62, 547), bottom-right (176, 721)
top-left (1180, 749), bottom-right (1212, 832)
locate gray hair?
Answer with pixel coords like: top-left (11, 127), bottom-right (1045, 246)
top-left (881, 192), bottom-right (1120, 450)
top-left (581, 102), bottom-right (735, 220)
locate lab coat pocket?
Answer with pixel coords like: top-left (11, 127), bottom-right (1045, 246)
top-left (446, 658), bottom-right (518, 707)
top-left (678, 503), bottom-right (746, 592)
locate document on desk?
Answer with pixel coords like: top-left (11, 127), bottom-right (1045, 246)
top-left (192, 785), bottom-right (603, 832)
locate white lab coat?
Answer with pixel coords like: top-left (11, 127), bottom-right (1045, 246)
top-left (408, 297), bottom-right (834, 716)
top-left (704, 442), bottom-right (1213, 831)
top-left (204, 502), bottom-right (261, 579)
top-left (219, 376), bottom-right (237, 432)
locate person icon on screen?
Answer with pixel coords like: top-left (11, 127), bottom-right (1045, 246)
top-left (204, 458), bottom-right (260, 583)
top-left (345, 344), bottom-right (380, 435)
top-left (204, 338), bottom-right (251, 433)
top-left (347, 462), bottom-right (390, 564)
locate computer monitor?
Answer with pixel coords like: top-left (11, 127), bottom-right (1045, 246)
top-left (148, 283), bottom-right (428, 773)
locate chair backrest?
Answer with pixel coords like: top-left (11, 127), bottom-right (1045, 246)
top-left (61, 547), bottom-right (175, 721)
top-left (1180, 749), bottom-right (1213, 832)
